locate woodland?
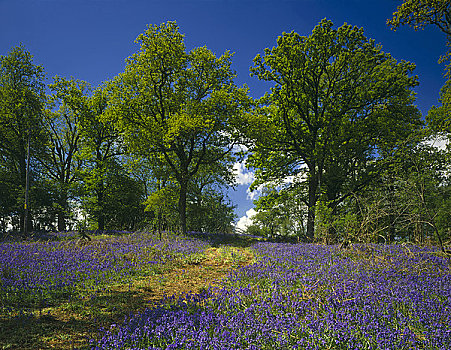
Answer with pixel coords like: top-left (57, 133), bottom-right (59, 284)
top-left (1, 2), bottom-right (451, 349)
top-left (0, 0), bottom-right (450, 246)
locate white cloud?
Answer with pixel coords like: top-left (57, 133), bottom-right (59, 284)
top-left (233, 162), bottom-right (254, 185)
top-left (246, 171), bottom-right (307, 201)
top-left (232, 143), bottom-right (249, 153)
top-left (235, 208), bottom-right (257, 232)
top-left (424, 135), bottom-right (449, 151)
top-left (246, 183), bottom-right (263, 200)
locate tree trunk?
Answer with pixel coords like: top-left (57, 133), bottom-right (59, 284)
top-left (18, 146), bottom-right (27, 236)
top-left (23, 133), bottom-right (31, 237)
top-left (387, 181), bottom-right (396, 243)
top-left (97, 181), bottom-right (105, 231)
top-left (326, 191), bottom-right (340, 244)
top-left (178, 181), bottom-right (187, 235)
top-left (57, 212), bottom-right (66, 232)
top-left (306, 174), bottom-right (319, 242)
top-left (57, 190), bottom-right (68, 231)
top-left (158, 210), bottom-right (162, 240)
top-left (98, 213), bottom-right (105, 231)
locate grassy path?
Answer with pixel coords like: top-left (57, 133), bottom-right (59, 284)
top-left (0, 244), bottom-right (255, 350)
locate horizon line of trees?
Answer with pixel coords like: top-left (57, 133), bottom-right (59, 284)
top-left (1, 1), bottom-right (450, 245)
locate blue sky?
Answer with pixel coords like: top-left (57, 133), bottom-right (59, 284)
top-left (0, 0), bottom-right (447, 228)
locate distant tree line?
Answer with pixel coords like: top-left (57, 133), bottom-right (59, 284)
top-left (1, 1), bottom-right (449, 244)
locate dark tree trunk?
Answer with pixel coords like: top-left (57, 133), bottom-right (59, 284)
top-left (325, 193), bottom-right (340, 244)
top-left (19, 143), bottom-right (27, 236)
top-left (97, 181), bottom-right (105, 231)
top-left (57, 212), bottom-right (66, 232)
top-left (158, 211), bottom-right (162, 240)
top-left (387, 181), bottom-right (396, 243)
top-left (306, 174), bottom-right (319, 242)
top-left (178, 181), bottom-right (187, 235)
top-left (98, 214), bottom-right (105, 231)
top-left (328, 226), bottom-right (338, 244)
top-left (57, 191), bottom-right (68, 231)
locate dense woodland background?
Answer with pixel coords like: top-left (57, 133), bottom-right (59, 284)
top-left (0, 0), bottom-right (450, 245)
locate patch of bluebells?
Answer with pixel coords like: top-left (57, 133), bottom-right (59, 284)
top-left (92, 242), bottom-right (451, 349)
top-left (0, 232), bottom-right (209, 306)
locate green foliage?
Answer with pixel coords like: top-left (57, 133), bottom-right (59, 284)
top-left (143, 162), bottom-right (237, 234)
top-left (0, 24), bottom-right (446, 241)
top-left (99, 162), bottom-right (146, 230)
top-left (77, 85), bottom-right (124, 231)
top-left (427, 80), bottom-right (451, 134)
top-left (144, 184), bottom-right (179, 232)
top-left (41, 76), bottom-right (89, 230)
top-left (342, 140), bottom-right (450, 244)
top-left (187, 190), bottom-right (236, 234)
top-left (246, 19), bottom-right (421, 241)
top-left (0, 45), bottom-right (47, 233)
top-left (388, 0), bottom-right (451, 36)
top-left (107, 21), bottom-right (249, 233)
top-left (246, 185), bottom-right (307, 239)
top-left (387, 1), bottom-right (450, 246)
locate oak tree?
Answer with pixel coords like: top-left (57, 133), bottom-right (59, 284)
top-left (388, 0), bottom-right (451, 37)
top-left (247, 19), bottom-right (421, 242)
top-left (42, 76), bottom-right (87, 231)
top-left (0, 45), bottom-right (46, 234)
top-left (107, 22), bottom-right (249, 234)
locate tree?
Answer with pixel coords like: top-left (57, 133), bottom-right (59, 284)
top-left (143, 155), bottom-right (237, 235)
top-left (95, 160), bottom-right (146, 231)
top-left (78, 85), bottom-right (123, 231)
top-left (247, 19), bottom-right (421, 242)
top-left (144, 182), bottom-right (179, 237)
top-left (246, 184), bottom-right (307, 239)
top-left (346, 141), bottom-right (450, 247)
top-left (0, 45), bottom-right (46, 235)
top-left (41, 76), bottom-right (87, 231)
top-left (0, 162), bottom-right (19, 234)
top-left (107, 22), bottom-right (249, 234)
top-left (388, 0), bottom-right (451, 37)
top-left (186, 159), bottom-right (237, 233)
top-left (388, 0), bottom-right (451, 159)
top-left (427, 80), bottom-right (451, 134)
top-left (188, 191), bottom-right (236, 234)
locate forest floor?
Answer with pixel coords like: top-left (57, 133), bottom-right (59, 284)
top-left (0, 239), bottom-right (256, 350)
top-left (2, 235), bottom-right (450, 349)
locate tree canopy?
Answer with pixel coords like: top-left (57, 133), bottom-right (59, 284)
top-left (245, 19), bottom-right (421, 242)
top-left (388, 0), bottom-right (451, 37)
top-left (0, 45), bottom-right (47, 234)
top-left (107, 21), bottom-right (249, 234)
top-left (0, 17), bottom-right (448, 246)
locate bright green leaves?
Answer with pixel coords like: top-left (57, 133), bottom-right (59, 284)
top-left (388, 0), bottom-right (451, 35)
top-left (110, 22), bottom-right (247, 155)
top-left (131, 21), bottom-right (187, 79)
top-left (144, 186), bottom-right (178, 216)
top-left (388, 1), bottom-right (451, 138)
top-left (0, 45), bottom-right (47, 233)
top-left (427, 80), bottom-right (451, 134)
top-left (246, 19), bottom-right (421, 241)
top-left (388, 0), bottom-right (451, 76)
top-left (0, 45), bottom-right (46, 150)
top-left (107, 21), bottom-right (250, 233)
